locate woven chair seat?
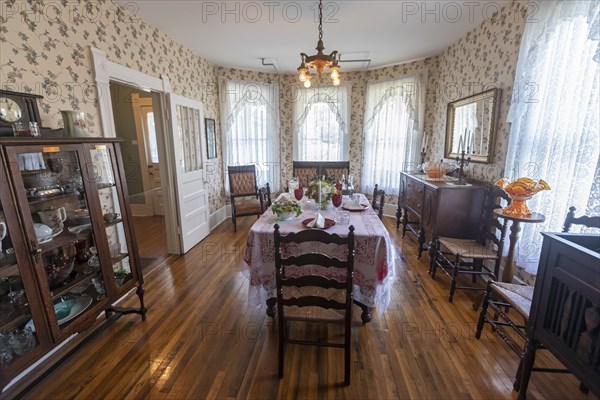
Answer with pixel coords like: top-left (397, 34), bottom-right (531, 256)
top-left (234, 198), bottom-right (263, 214)
top-left (491, 281), bottom-right (534, 318)
top-left (439, 237), bottom-right (498, 259)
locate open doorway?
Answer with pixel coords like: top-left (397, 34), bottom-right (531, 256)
top-left (109, 81), bottom-right (169, 273)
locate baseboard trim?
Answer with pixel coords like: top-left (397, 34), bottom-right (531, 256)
top-left (209, 206), bottom-right (228, 230)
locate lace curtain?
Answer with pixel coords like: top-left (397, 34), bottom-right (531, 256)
top-left (292, 85), bottom-right (350, 161)
top-left (361, 74), bottom-right (426, 194)
top-left (220, 79), bottom-right (281, 193)
top-left (505, 0), bottom-right (600, 273)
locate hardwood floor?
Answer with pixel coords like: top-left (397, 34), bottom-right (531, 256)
top-left (22, 216), bottom-right (594, 399)
top-left (132, 216), bottom-right (172, 273)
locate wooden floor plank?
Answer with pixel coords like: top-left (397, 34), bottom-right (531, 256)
top-left (17, 216), bottom-right (595, 400)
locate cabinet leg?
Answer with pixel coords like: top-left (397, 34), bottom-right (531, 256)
top-left (417, 228), bottom-right (426, 258)
top-left (136, 284), bottom-right (147, 321)
top-left (396, 206), bottom-right (402, 230)
top-left (401, 209), bottom-right (409, 238)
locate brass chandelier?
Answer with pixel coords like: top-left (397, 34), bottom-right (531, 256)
top-left (297, 0), bottom-right (340, 88)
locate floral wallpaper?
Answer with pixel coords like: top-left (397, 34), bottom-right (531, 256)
top-left (429, 0), bottom-right (527, 182)
top-left (2, 0), bottom-right (527, 217)
top-left (0, 0), bottom-right (223, 213)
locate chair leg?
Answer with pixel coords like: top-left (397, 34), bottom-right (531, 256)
top-left (476, 283), bottom-right (492, 339)
top-left (449, 256), bottom-right (460, 302)
top-left (429, 242), bottom-right (438, 278)
top-left (278, 321), bottom-right (285, 379)
top-left (232, 213), bottom-right (237, 232)
top-left (344, 335), bottom-right (351, 386)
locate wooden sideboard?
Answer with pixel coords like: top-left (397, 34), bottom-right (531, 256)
top-left (396, 172), bottom-right (486, 258)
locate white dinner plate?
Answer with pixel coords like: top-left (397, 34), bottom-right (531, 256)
top-left (68, 224), bottom-right (92, 235)
top-left (37, 228), bottom-right (63, 244)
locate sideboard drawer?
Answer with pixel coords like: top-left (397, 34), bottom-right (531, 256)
top-left (405, 179), bottom-right (424, 212)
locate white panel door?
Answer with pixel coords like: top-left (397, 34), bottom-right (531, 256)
top-left (168, 94), bottom-right (210, 253)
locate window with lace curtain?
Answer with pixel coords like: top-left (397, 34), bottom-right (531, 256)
top-left (505, 0), bottom-right (599, 274)
top-left (293, 86), bottom-right (350, 161)
top-left (220, 79), bottom-right (280, 192)
top-left (361, 75), bottom-right (426, 195)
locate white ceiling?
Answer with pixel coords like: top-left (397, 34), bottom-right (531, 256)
top-left (118, 0), bottom-right (510, 73)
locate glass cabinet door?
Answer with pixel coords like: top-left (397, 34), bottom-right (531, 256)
top-left (0, 154), bottom-right (47, 375)
top-left (87, 144), bottom-right (140, 293)
top-left (5, 144), bottom-right (109, 338)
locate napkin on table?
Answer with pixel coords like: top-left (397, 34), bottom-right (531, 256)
top-left (344, 199), bottom-right (364, 210)
top-left (306, 212), bottom-right (325, 228)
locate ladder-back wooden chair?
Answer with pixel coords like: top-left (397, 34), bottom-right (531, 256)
top-left (371, 184), bottom-right (385, 220)
top-left (227, 165), bottom-right (271, 232)
top-left (429, 184), bottom-right (511, 302)
top-left (274, 224), bottom-right (355, 385)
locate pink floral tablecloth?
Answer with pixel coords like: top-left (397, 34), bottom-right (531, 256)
top-left (243, 194), bottom-right (397, 313)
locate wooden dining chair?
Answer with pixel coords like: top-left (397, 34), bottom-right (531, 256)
top-left (429, 184), bottom-right (511, 302)
top-left (228, 165), bottom-right (271, 232)
top-left (274, 224), bottom-right (355, 386)
top-left (371, 184), bottom-right (385, 220)
top-left (476, 205), bottom-right (600, 392)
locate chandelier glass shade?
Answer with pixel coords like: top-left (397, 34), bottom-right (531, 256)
top-left (297, 0), bottom-right (340, 88)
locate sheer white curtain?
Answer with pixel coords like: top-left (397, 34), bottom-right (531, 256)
top-left (293, 85), bottom-right (350, 161)
top-left (361, 74), bottom-right (426, 194)
top-left (505, 0), bottom-right (600, 273)
top-left (220, 79), bottom-right (281, 192)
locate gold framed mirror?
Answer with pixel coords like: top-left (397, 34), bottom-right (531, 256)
top-left (445, 88), bottom-right (500, 163)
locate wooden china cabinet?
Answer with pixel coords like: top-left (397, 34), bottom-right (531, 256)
top-left (0, 137), bottom-right (145, 393)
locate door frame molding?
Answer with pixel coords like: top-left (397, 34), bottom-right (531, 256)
top-left (90, 46), bottom-right (181, 254)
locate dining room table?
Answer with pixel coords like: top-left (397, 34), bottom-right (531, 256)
top-left (242, 193), bottom-right (397, 323)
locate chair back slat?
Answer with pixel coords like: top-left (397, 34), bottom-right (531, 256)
top-left (281, 275), bottom-right (348, 289)
top-left (279, 254), bottom-right (348, 269)
top-left (282, 296), bottom-right (346, 310)
top-left (371, 184), bottom-right (385, 220)
top-left (277, 229), bottom-right (351, 246)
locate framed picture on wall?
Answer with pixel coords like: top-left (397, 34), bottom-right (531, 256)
top-left (205, 118), bottom-right (217, 159)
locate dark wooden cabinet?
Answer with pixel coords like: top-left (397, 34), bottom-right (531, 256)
top-left (0, 137), bottom-right (145, 393)
top-left (396, 172), bottom-right (486, 257)
top-left (518, 232), bottom-right (600, 399)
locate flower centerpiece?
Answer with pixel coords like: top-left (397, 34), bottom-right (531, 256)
top-left (272, 199), bottom-right (302, 221)
top-left (495, 177), bottom-right (551, 217)
top-left (306, 179), bottom-right (334, 210)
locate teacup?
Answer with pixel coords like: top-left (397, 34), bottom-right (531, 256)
top-left (103, 212), bottom-right (120, 223)
top-left (37, 207), bottom-right (67, 229)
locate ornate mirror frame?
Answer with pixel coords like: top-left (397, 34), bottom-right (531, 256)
top-left (444, 88), bottom-right (500, 164)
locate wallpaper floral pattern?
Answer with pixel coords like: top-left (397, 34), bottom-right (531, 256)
top-left (2, 0), bottom-right (527, 216)
top-left (0, 0), bottom-right (223, 213)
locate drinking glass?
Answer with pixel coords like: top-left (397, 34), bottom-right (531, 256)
top-left (294, 187), bottom-right (304, 201)
top-left (332, 194), bottom-right (342, 221)
top-left (91, 277), bottom-right (105, 300)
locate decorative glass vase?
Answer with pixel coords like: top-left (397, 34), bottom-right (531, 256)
top-left (503, 195), bottom-right (533, 217)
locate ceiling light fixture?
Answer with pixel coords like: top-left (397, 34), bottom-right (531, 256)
top-left (297, 0), bottom-right (340, 88)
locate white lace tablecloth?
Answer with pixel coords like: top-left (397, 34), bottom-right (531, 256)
top-left (243, 194), bottom-right (397, 314)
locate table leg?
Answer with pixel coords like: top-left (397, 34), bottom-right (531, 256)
top-left (353, 300), bottom-right (372, 324)
top-left (502, 220), bottom-right (521, 282)
top-left (266, 298), bottom-right (276, 318)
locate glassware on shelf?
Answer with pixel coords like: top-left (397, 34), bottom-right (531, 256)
top-left (91, 277), bottom-right (106, 301)
top-left (8, 327), bottom-right (35, 356)
top-left (8, 289), bottom-right (26, 307)
top-left (86, 246), bottom-right (100, 274)
top-left (73, 239), bottom-right (91, 263)
top-left (0, 332), bottom-right (13, 366)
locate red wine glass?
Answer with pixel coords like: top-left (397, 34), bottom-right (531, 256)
top-left (294, 187), bottom-right (304, 201)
